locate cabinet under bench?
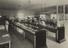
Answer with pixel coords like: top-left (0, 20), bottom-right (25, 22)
top-left (41, 25), bottom-right (65, 43)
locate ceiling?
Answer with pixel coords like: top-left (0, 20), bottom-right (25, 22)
top-left (0, 0), bottom-right (67, 12)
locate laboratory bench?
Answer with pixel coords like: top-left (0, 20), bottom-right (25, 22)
top-left (8, 21), bottom-right (47, 48)
top-left (7, 19), bottom-right (65, 48)
top-left (19, 21), bottom-right (65, 43)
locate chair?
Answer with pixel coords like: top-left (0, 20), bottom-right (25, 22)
top-left (0, 16), bottom-right (11, 48)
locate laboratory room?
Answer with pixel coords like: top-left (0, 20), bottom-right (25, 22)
top-left (0, 0), bottom-right (68, 48)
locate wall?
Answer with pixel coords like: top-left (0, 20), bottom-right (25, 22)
top-left (16, 10), bottom-right (34, 20)
top-left (65, 14), bottom-right (68, 20)
top-left (0, 9), bottom-right (34, 20)
top-left (0, 9), bottom-right (17, 19)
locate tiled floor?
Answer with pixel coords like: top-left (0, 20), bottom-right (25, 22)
top-left (7, 21), bottom-right (68, 48)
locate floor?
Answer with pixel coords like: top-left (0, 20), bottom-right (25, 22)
top-left (46, 21), bottom-right (68, 48)
top-left (1, 21), bottom-right (68, 48)
top-left (10, 32), bottom-right (33, 48)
